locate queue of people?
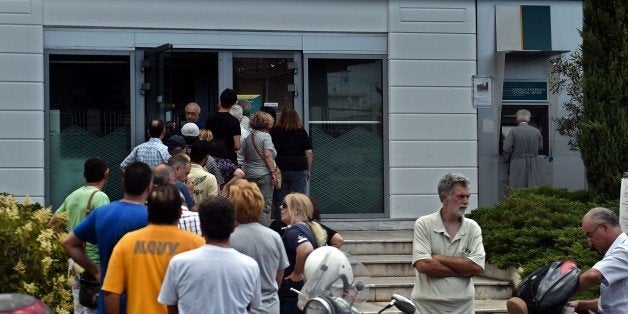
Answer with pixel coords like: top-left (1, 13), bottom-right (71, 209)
top-left (55, 87), bottom-right (626, 314)
top-left (56, 87), bottom-right (337, 314)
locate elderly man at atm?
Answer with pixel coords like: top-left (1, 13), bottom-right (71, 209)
top-left (502, 108), bottom-right (543, 188)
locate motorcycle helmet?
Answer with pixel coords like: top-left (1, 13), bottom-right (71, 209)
top-left (303, 246), bottom-right (354, 287)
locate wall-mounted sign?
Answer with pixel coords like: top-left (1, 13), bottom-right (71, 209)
top-left (472, 75), bottom-right (494, 108)
top-left (503, 81), bottom-right (547, 101)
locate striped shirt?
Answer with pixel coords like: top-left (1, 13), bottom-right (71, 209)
top-left (178, 209), bottom-right (202, 236)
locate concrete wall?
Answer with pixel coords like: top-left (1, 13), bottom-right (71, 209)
top-left (387, 0), bottom-right (478, 218)
top-left (0, 0), bottom-right (45, 204)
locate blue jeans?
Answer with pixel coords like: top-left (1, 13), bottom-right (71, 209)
top-left (273, 170), bottom-right (308, 218)
top-left (279, 296), bottom-right (303, 314)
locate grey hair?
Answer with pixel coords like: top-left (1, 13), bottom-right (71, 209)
top-left (515, 109), bottom-right (531, 123)
top-left (236, 99), bottom-right (251, 116)
top-left (185, 102), bottom-right (201, 113)
top-left (229, 104), bottom-right (244, 122)
top-left (152, 163), bottom-right (175, 186)
top-left (586, 207), bottom-right (619, 227)
top-left (437, 173), bottom-right (470, 197)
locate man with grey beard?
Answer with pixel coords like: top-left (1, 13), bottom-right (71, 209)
top-left (411, 173), bottom-right (485, 314)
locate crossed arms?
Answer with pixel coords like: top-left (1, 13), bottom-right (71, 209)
top-left (414, 255), bottom-right (483, 277)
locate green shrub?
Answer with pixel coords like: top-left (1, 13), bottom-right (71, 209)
top-left (0, 194), bottom-right (73, 313)
top-left (468, 186), bottom-right (618, 298)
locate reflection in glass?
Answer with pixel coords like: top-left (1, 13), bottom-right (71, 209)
top-left (49, 55), bottom-right (130, 207)
top-left (234, 57), bottom-right (294, 115)
top-left (308, 59), bottom-right (383, 214)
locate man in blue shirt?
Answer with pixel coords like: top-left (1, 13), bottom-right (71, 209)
top-left (63, 161), bottom-right (153, 314)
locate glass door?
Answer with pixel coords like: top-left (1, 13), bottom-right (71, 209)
top-left (48, 54), bottom-right (131, 207)
top-left (142, 46), bottom-right (218, 136)
top-left (233, 52), bottom-right (299, 116)
top-left (305, 57), bottom-right (385, 215)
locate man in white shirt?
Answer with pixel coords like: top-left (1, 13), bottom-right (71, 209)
top-left (567, 207), bottom-right (628, 313)
top-left (158, 196), bottom-right (261, 314)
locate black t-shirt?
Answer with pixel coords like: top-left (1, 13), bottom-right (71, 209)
top-left (205, 112), bottom-right (241, 163)
top-left (270, 128), bottom-right (312, 171)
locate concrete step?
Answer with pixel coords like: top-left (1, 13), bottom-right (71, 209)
top-left (340, 230), bottom-right (413, 255)
top-left (354, 254), bottom-right (414, 277)
top-left (362, 276), bottom-right (512, 302)
top-left (353, 299), bottom-right (507, 313)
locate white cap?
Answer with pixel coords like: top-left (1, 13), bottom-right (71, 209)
top-left (181, 123), bottom-right (200, 137)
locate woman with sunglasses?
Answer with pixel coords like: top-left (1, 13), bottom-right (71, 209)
top-left (277, 193), bottom-right (327, 314)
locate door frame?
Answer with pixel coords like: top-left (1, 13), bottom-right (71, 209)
top-left (44, 49), bottom-right (136, 206)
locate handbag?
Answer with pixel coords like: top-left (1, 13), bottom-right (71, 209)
top-left (78, 272), bottom-right (100, 308)
top-left (249, 132), bottom-right (282, 189)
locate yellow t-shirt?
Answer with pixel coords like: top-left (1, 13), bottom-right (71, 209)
top-left (102, 224), bottom-right (205, 314)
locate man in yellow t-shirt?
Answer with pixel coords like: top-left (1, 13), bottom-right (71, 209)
top-left (101, 184), bottom-right (204, 314)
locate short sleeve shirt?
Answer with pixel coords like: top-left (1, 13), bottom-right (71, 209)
top-left (411, 209), bottom-right (485, 304)
top-left (279, 223), bottom-right (316, 297)
top-left (55, 185), bottom-right (110, 264)
top-left (270, 128), bottom-right (312, 171)
top-left (205, 112), bottom-right (241, 163)
top-left (593, 232), bottom-right (628, 313)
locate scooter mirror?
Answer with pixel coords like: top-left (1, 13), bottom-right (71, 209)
top-left (391, 294), bottom-right (415, 314)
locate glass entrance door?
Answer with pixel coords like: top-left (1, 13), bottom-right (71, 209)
top-left (233, 53), bottom-right (299, 116)
top-left (48, 54), bottom-right (131, 207)
top-left (306, 58), bottom-right (385, 215)
top-left (142, 46), bottom-right (218, 135)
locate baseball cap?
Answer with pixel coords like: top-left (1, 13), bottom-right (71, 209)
top-left (181, 123), bottom-right (200, 137)
top-left (166, 135), bottom-right (186, 151)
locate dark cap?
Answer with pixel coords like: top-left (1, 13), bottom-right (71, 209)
top-left (166, 135), bottom-right (186, 151)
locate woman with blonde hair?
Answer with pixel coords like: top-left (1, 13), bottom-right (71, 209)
top-left (242, 111), bottom-right (277, 226)
top-left (228, 179), bottom-right (289, 314)
top-left (277, 192), bottom-right (326, 313)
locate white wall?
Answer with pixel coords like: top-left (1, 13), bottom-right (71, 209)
top-left (0, 0), bottom-right (45, 205)
top-left (43, 0), bottom-right (387, 33)
top-left (388, 0), bottom-right (478, 218)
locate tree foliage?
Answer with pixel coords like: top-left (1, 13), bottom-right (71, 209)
top-left (579, 0), bottom-right (628, 197)
top-left (549, 50), bottom-right (583, 151)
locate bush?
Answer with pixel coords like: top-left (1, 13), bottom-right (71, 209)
top-left (0, 194), bottom-right (73, 313)
top-left (468, 186), bottom-right (618, 298)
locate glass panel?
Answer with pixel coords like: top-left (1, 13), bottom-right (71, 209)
top-left (49, 55), bottom-right (131, 208)
top-left (234, 57), bottom-right (294, 115)
top-left (308, 59), bottom-right (384, 214)
top-left (144, 50), bottom-right (218, 135)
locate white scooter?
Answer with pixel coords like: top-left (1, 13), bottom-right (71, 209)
top-left (292, 246), bottom-right (415, 314)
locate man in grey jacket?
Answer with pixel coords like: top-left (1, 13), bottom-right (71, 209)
top-left (503, 109), bottom-right (543, 188)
